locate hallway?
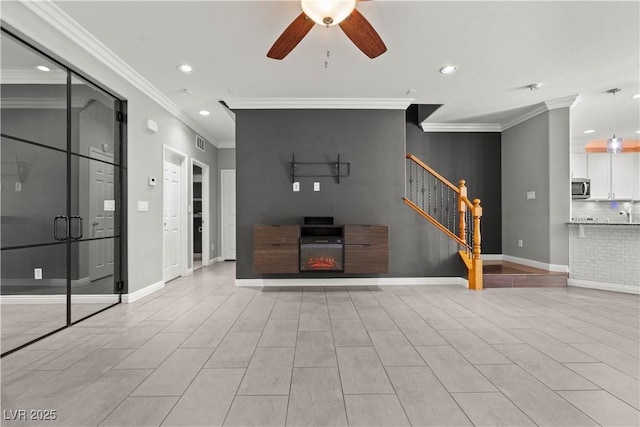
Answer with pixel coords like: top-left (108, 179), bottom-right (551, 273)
top-left (1, 262), bottom-right (639, 426)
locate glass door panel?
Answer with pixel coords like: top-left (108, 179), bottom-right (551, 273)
top-left (1, 138), bottom-right (68, 249)
top-left (1, 32), bottom-right (68, 151)
top-left (71, 73), bottom-right (121, 165)
top-left (69, 135), bottom-right (121, 322)
top-left (1, 245), bottom-right (67, 351)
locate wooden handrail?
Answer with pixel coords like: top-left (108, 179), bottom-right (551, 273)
top-left (406, 154), bottom-right (460, 193)
top-left (405, 154), bottom-right (483, 290)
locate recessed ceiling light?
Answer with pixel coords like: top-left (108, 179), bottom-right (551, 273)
top-left (584, 129), bottom-right (595, 134)
top-left (529, 83), bottom-right (542, 91)
top-left (35, 65), bottom-right (50, 72)
top-left (227, 88), bottom-right (238, 94)
top-left (199, 110), bottom-right (211, 116)
top-left (183, 89), bottom-right (193, 95)
top-left (633, 93), bottom-right (640, 99)
top-left (178, 64), bottom-right (194, 73)
top-left (439, 65), bottom-right (457, 74)
top-left (406, 89), bottom-right (416, 95)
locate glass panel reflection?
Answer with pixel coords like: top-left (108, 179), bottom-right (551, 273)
top-left (70, 154), bottom-right (120, 242)
top-left (1, 137), bottom-right (67, 249)
top-left (1, 244), bottom-right (67, 351)
top-left (71, 74), bottom-right (120, 164)
top-left (70, 239), bottom-right (119, 323)
top-left (1, 32), bottom-right (67, 151)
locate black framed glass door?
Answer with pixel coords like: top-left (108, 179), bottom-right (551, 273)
top-left (1, 29), bottom-right (126, 355)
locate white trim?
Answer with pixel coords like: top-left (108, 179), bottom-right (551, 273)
top-left (502, 255), bottom-right (569, 273)
top-left (421, 95), bottom-right (579, 133)
top-left (209, 256), bottom-right (223, 264)
top-left (15, 0), bottom-right (221, 147)
top-left (568, 279), bottom-right (639, 295)
top-left (217, 141), bottom-right (236, 149)
top-left (122, 280), bottom-right (165, 303)
top-left (235, 277), bottom-right (468, 287)
top-left (1, 97), bottom-right (86, 109)
top-left (421, 123), bottom-right (502, 133)
top-left (0, 294), bottom-right (119, 305)
top-left (225, 98), bottom-right (413, 110)
top-left (544, 95), bottom-right (579, 111)
top-left (481, 254), bottom-right (504, 262)
top-left (501, 104), bottom-right (548, 131)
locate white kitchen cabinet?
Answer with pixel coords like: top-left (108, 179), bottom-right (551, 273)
top-left (571, 153), bottom-right (587, 178)
top-left (587, 153), bottom-right (639, 200)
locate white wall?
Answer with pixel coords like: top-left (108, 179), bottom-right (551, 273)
top-left (3, 2), bottom-right (224, 293)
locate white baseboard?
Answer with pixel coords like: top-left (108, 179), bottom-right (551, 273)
top-left (0, 294), bottom-right (119, 304)
top-left (235, 277), bottom-right (468, 288)
top-left (122, 280), bottom-right (165, 303)
top-left (209, 257), bottom-right (223, 264)
top-left (568, 279), bottom-right (640, 295)
top-left (481, 254), bottom-right (503, 262)
top-left (502, 255), bottom-right (569, 273)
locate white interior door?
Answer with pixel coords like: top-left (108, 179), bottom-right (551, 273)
top-left (89, 149), bottom-right (115, 281)
top-left (164, 156), bottom-right (182, 281)
top-left (221, 169), bottom-right (236, 261)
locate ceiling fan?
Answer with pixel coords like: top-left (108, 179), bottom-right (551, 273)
top-left (267, 0), bottom-right (387, 60)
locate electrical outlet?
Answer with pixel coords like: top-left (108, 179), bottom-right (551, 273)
top-left (293, 182), bottom-right (300, 192)
top-left (314, 182), bottom-right (320, 192)
top-left (34, 268), bottom-right (43, 280)
top-left (518, 239), bottom-right (523, 248)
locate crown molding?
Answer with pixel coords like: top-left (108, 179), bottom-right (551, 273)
top-left (500, 104), bottom-right (548, 131)
top-left (217, 141), bottom-right (236, 149)
top-left (544, 94), bottom-right (579, 111)
top-left (225, 98), bottom-right (414, 110)
top-left (421, 123), bottom-right (502, 132)
top-left (423, 94), bottom-right (580, 133)
top-left (14, 0), bottom-right (222, 147)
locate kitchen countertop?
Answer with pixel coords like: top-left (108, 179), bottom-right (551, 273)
top-left (567, 221), bottom-right (640, 226)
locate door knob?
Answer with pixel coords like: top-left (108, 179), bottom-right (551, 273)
top-left (92, 220), bottom-right (99, 226)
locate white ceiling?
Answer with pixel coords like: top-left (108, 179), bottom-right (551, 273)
top-left (49, 0), bottom-right (639, 148)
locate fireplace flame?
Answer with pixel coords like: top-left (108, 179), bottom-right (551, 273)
top-left (307, 257), bottom-right (337, 269)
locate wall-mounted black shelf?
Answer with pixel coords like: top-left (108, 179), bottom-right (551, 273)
top-left (291, 153), bottom-right (350, 183)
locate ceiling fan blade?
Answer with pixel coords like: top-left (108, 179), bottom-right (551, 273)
top-left (267, 13), bottom-right (315, 60)
top-left (339, 9), bottom-right (387, 59)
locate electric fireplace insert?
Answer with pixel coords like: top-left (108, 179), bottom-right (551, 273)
top-left (299, 217), bottom-right (344, 272)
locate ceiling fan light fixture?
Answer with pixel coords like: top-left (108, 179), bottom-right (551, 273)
top-left (301, 0), bottom-right (356, 26)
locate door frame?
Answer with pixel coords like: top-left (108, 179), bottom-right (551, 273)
top-left (220, 169), bottom-right (236, 261)
top-left (163, 145), bottom-right (189, 280)
top-left (191, 158), bottom-right (210, 267)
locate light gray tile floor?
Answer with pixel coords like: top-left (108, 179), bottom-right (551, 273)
top-left (1, 262), bottom-right (639, 426)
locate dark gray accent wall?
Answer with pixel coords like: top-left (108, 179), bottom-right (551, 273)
top-left (406, 125), bottom-right (502, 254)
top-left (235, 109), bottom-right (463, 280)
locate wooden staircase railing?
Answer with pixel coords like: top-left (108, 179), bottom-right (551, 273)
top-left (403, 154), bottom-right (483, 290)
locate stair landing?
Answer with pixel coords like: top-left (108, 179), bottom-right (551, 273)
top-left (483, 261), bottom-right (567, 288)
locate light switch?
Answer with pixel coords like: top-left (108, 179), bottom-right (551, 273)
top-left (34, 268), bottom-right (42, 280)
top-left (293, 182), bottom-right (300, 192)
top-left (526, 191), bottom-right (536, 200)
top-left (137, 201), bottom-right (149, 212)
top-left (314, 182), bottom-right (320, 192)
top-left (104, 200), bottom-right (115, 211)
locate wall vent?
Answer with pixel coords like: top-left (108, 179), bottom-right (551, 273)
top-left (196, 135), bottom-right (205, 152)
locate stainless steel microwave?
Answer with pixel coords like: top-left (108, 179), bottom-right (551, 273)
top-left (571, 178), bottom-right (591, 199)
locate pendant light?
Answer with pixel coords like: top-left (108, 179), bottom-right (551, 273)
top-left (606, 88), bottom-right (623, 154)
